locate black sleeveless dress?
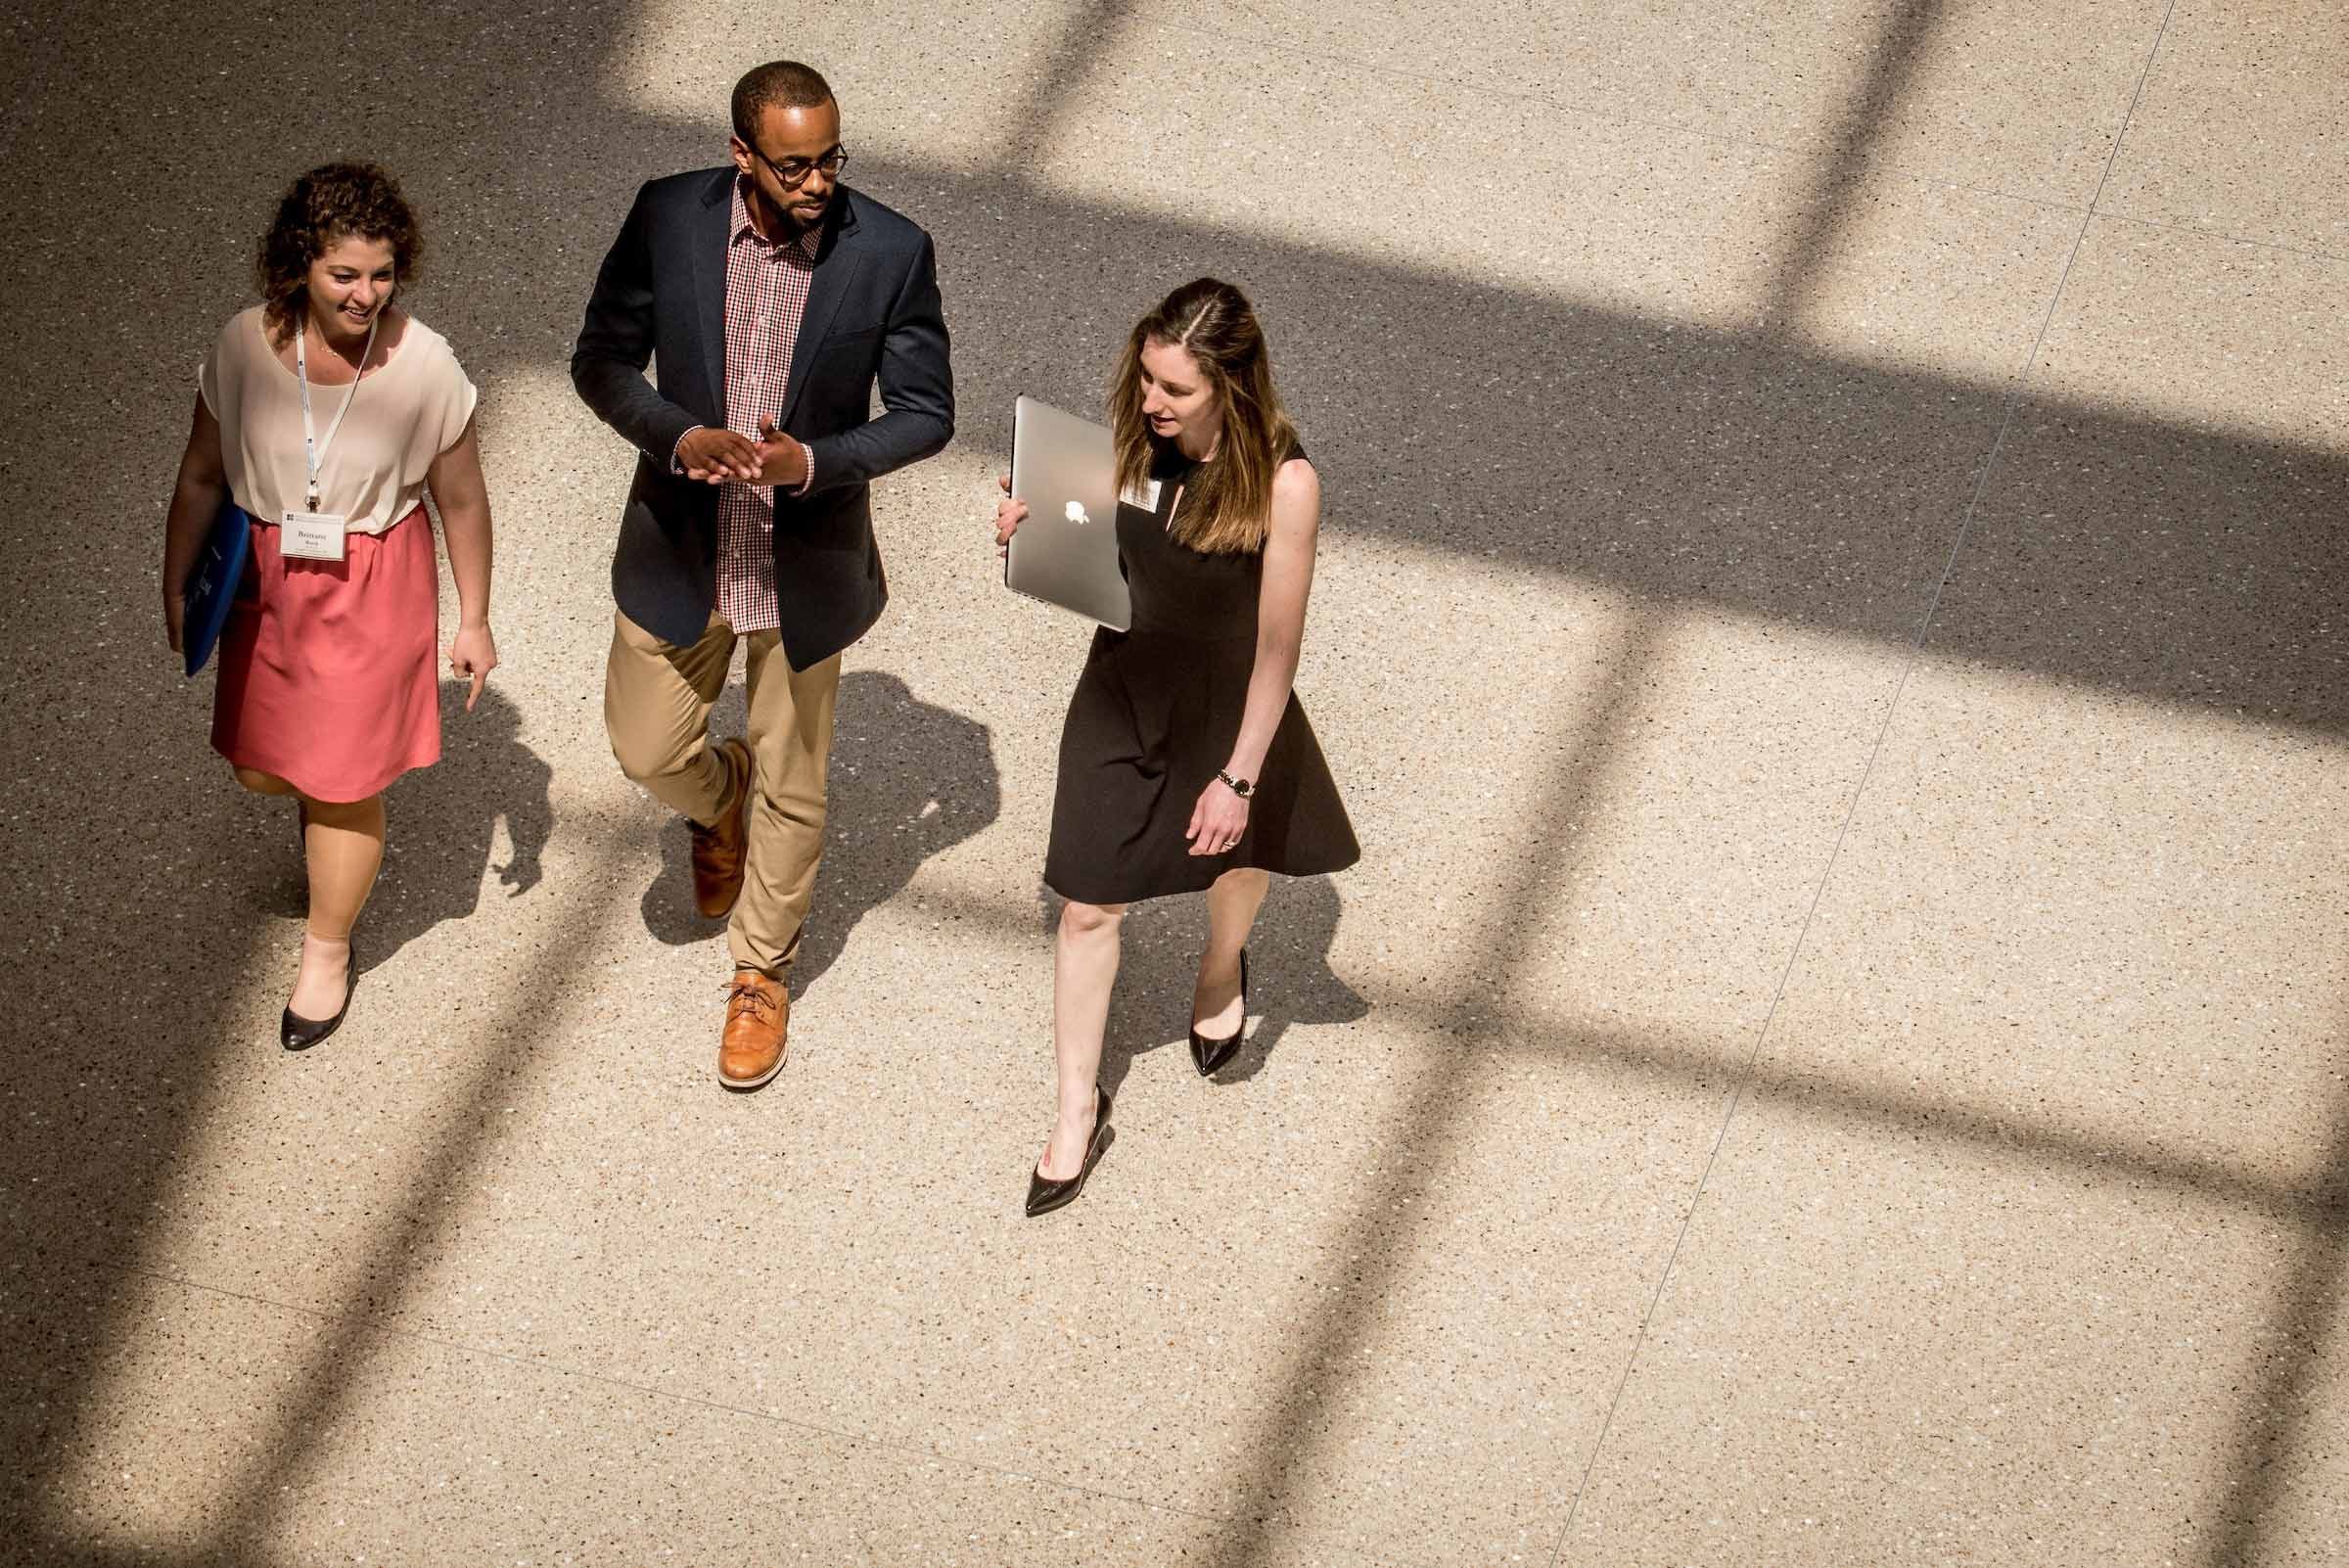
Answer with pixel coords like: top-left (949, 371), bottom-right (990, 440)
top-left (1043, 441), bottom-right (1359, 904)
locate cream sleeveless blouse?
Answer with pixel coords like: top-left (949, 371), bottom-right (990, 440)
top-left (198, 306), bottom-right (478, 533)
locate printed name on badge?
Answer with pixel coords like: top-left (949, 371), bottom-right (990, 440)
top-left (280, 510), bottom-right (348, 562)
top-left (1119, 477), bottom-right (1162, 511)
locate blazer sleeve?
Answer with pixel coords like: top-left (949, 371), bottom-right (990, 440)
top-left (800, 231), bottom-right (954, 493)
top-left (571, 181), bottom-right (702, 467)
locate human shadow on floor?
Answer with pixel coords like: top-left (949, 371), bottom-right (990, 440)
top-left (639, 670), bottom-right (999, 992)
top-left (354, 681), bottom-right (554, 971)
top-left (1085, 873), bottom-right (1367, 1098)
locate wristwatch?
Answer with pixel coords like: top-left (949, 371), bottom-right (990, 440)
top-left (1217, 769), bottom-right (1255, 799)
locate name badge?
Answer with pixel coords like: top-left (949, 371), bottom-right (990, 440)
top-left (281, 510), bottom-right (348, 562)
top-left (1119, 477), bottom-right (1162, 511)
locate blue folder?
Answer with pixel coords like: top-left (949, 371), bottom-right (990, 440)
top-left (181, 500), bottom-right (252, 676)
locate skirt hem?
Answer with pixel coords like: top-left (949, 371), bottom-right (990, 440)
top-left (1043, 850), bottom-right (1359, 907)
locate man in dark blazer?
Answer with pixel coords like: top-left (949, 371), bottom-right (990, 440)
top-left (574, 60), bottom-right (952, 1089)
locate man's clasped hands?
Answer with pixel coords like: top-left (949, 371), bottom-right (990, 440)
top-left (677, 416), bottom-right (810, 487)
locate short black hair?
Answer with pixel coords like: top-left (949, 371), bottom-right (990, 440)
top-left (731, 61), bottom-right (835, 142)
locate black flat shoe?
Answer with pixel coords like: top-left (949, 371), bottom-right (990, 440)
top-left (1188, 948), bottom-right (1249, 1077)
top-left (1025, 1084), bottom-right (1112, 1218)
top-left (281, 944), bottom-right (357, 1051)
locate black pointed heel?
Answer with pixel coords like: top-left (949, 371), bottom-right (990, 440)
top-left (281, 943), bottom-right (358, 1051)
top-left (1025, 1084), bottom-right (1112, 1218)
top-left (1188, 947), bottom-right (1249, 1077)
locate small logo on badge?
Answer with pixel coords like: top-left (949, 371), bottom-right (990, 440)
top-left (1064, 501), bottom-right (1090, 526)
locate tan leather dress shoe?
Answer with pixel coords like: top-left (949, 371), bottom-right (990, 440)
top-left (690, 738), bottom-right (753, 918)
top-left (718, 968), bottom-right (789, 1088)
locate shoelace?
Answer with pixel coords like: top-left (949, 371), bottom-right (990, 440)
top-left (725, 976), bottom-right (778, 1021)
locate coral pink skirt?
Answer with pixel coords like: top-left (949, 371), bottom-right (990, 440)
top-left (211, 505), bottom-right (440, 803)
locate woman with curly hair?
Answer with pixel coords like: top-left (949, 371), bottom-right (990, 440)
top-left (993, 278), bottom-right (1359, 1215)
top-left (160, 162), bottom-right (497, 1050)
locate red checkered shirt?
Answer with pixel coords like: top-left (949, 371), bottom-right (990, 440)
top-left (708, 176), bottom-right (821, 633)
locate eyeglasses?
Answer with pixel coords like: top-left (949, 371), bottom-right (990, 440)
top-left (754, 144), bottom-right (849, 190)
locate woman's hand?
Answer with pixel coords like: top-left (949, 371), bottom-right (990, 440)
top-left (1186, 775), bottom-right (1250, 856)
top-left (162, 583), bottom-right (187, 655)
top-left (993, 474), bottom-right (1027, 557)
top-left (448, 623), bottom-right (499, 711)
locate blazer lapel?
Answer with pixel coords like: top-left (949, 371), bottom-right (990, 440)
top-left (779, 196), bottom-right (864, 430)
top-left (689, 170), bottom-right (733, 420)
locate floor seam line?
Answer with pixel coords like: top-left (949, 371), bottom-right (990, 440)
top-left (96, 1259), bottom-right (1246, 1532)
top-left (1541, 9), bottom-right (2184, 1562)
top-left (2087, 206), bottom-right (2349, 264)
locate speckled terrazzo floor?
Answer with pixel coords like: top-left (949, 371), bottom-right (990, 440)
top-left (3, 3), bottom-right (2344, 1564)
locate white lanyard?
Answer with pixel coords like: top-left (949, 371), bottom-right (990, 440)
top-left (294, 310), bottom-right (377, 512)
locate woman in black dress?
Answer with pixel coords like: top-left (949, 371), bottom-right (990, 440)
top-left (993, 278), bottom-right (1359, 1216)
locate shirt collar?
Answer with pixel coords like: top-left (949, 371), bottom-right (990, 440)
top-left (730, 174), bottom-right (824, 257)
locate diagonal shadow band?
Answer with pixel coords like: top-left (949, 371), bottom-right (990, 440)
top-left (23, 825), bottom-right (2344, 1564)
top-left (2190, 1014), bottom-right (2349, 1568)
top-left (831, 150), bottom-right (2349, 744)
top-left (1758, 0), bottom-right (1952, 333)
top-left (2, 4), bottom-right (2343, 744)
top-left (1006, 0), bottom-right (1139, 171)
top-left (1196, 610), bottom-right (1666, 1561)
top-left (195, 835), bottom-right (652, 1554)
top-left (2, 3), bottom-right (2344, 1562)
top-left (901, 870), bottom-right (2345, 1227)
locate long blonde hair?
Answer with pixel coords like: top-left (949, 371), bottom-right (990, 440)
top-left (1111, 279), bottom-right (1298, 555)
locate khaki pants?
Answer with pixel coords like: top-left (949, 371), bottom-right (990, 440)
top-left (604, 609), bottom-right (843, 977)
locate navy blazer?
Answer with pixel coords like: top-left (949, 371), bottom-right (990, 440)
top-left (572, 169), bottom-right (954, 666)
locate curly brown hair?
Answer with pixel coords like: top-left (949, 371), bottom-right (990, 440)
top-left (254, 162), bottom-right (424, 340)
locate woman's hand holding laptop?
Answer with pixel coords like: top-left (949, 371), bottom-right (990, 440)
top-left (993, 473), bottom-right (1026, 558)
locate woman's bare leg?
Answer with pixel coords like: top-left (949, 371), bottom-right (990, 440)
top-left (233, 766), bottom-right (384, 1018)
top-left (1193, 867), bottom-right (1269, 1040)
top-left (1044, 899), bottom-right (1126, 1177)
top-left (292, 793), bottom-right (385, 1017)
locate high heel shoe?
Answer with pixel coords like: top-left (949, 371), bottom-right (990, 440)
top-left (281, 943), bottom-right (358, 1051)
top-left (1025, 1084), bottom-right (1112, 1218)
top-left (1188, 947), bottom-right (1249, 1077)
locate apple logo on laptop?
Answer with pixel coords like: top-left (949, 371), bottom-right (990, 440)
top-left (1064, 501), bottom-right (1090, 527)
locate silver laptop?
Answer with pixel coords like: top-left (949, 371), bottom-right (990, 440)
top-left (1004, 395), bottom-right (1130, 631)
